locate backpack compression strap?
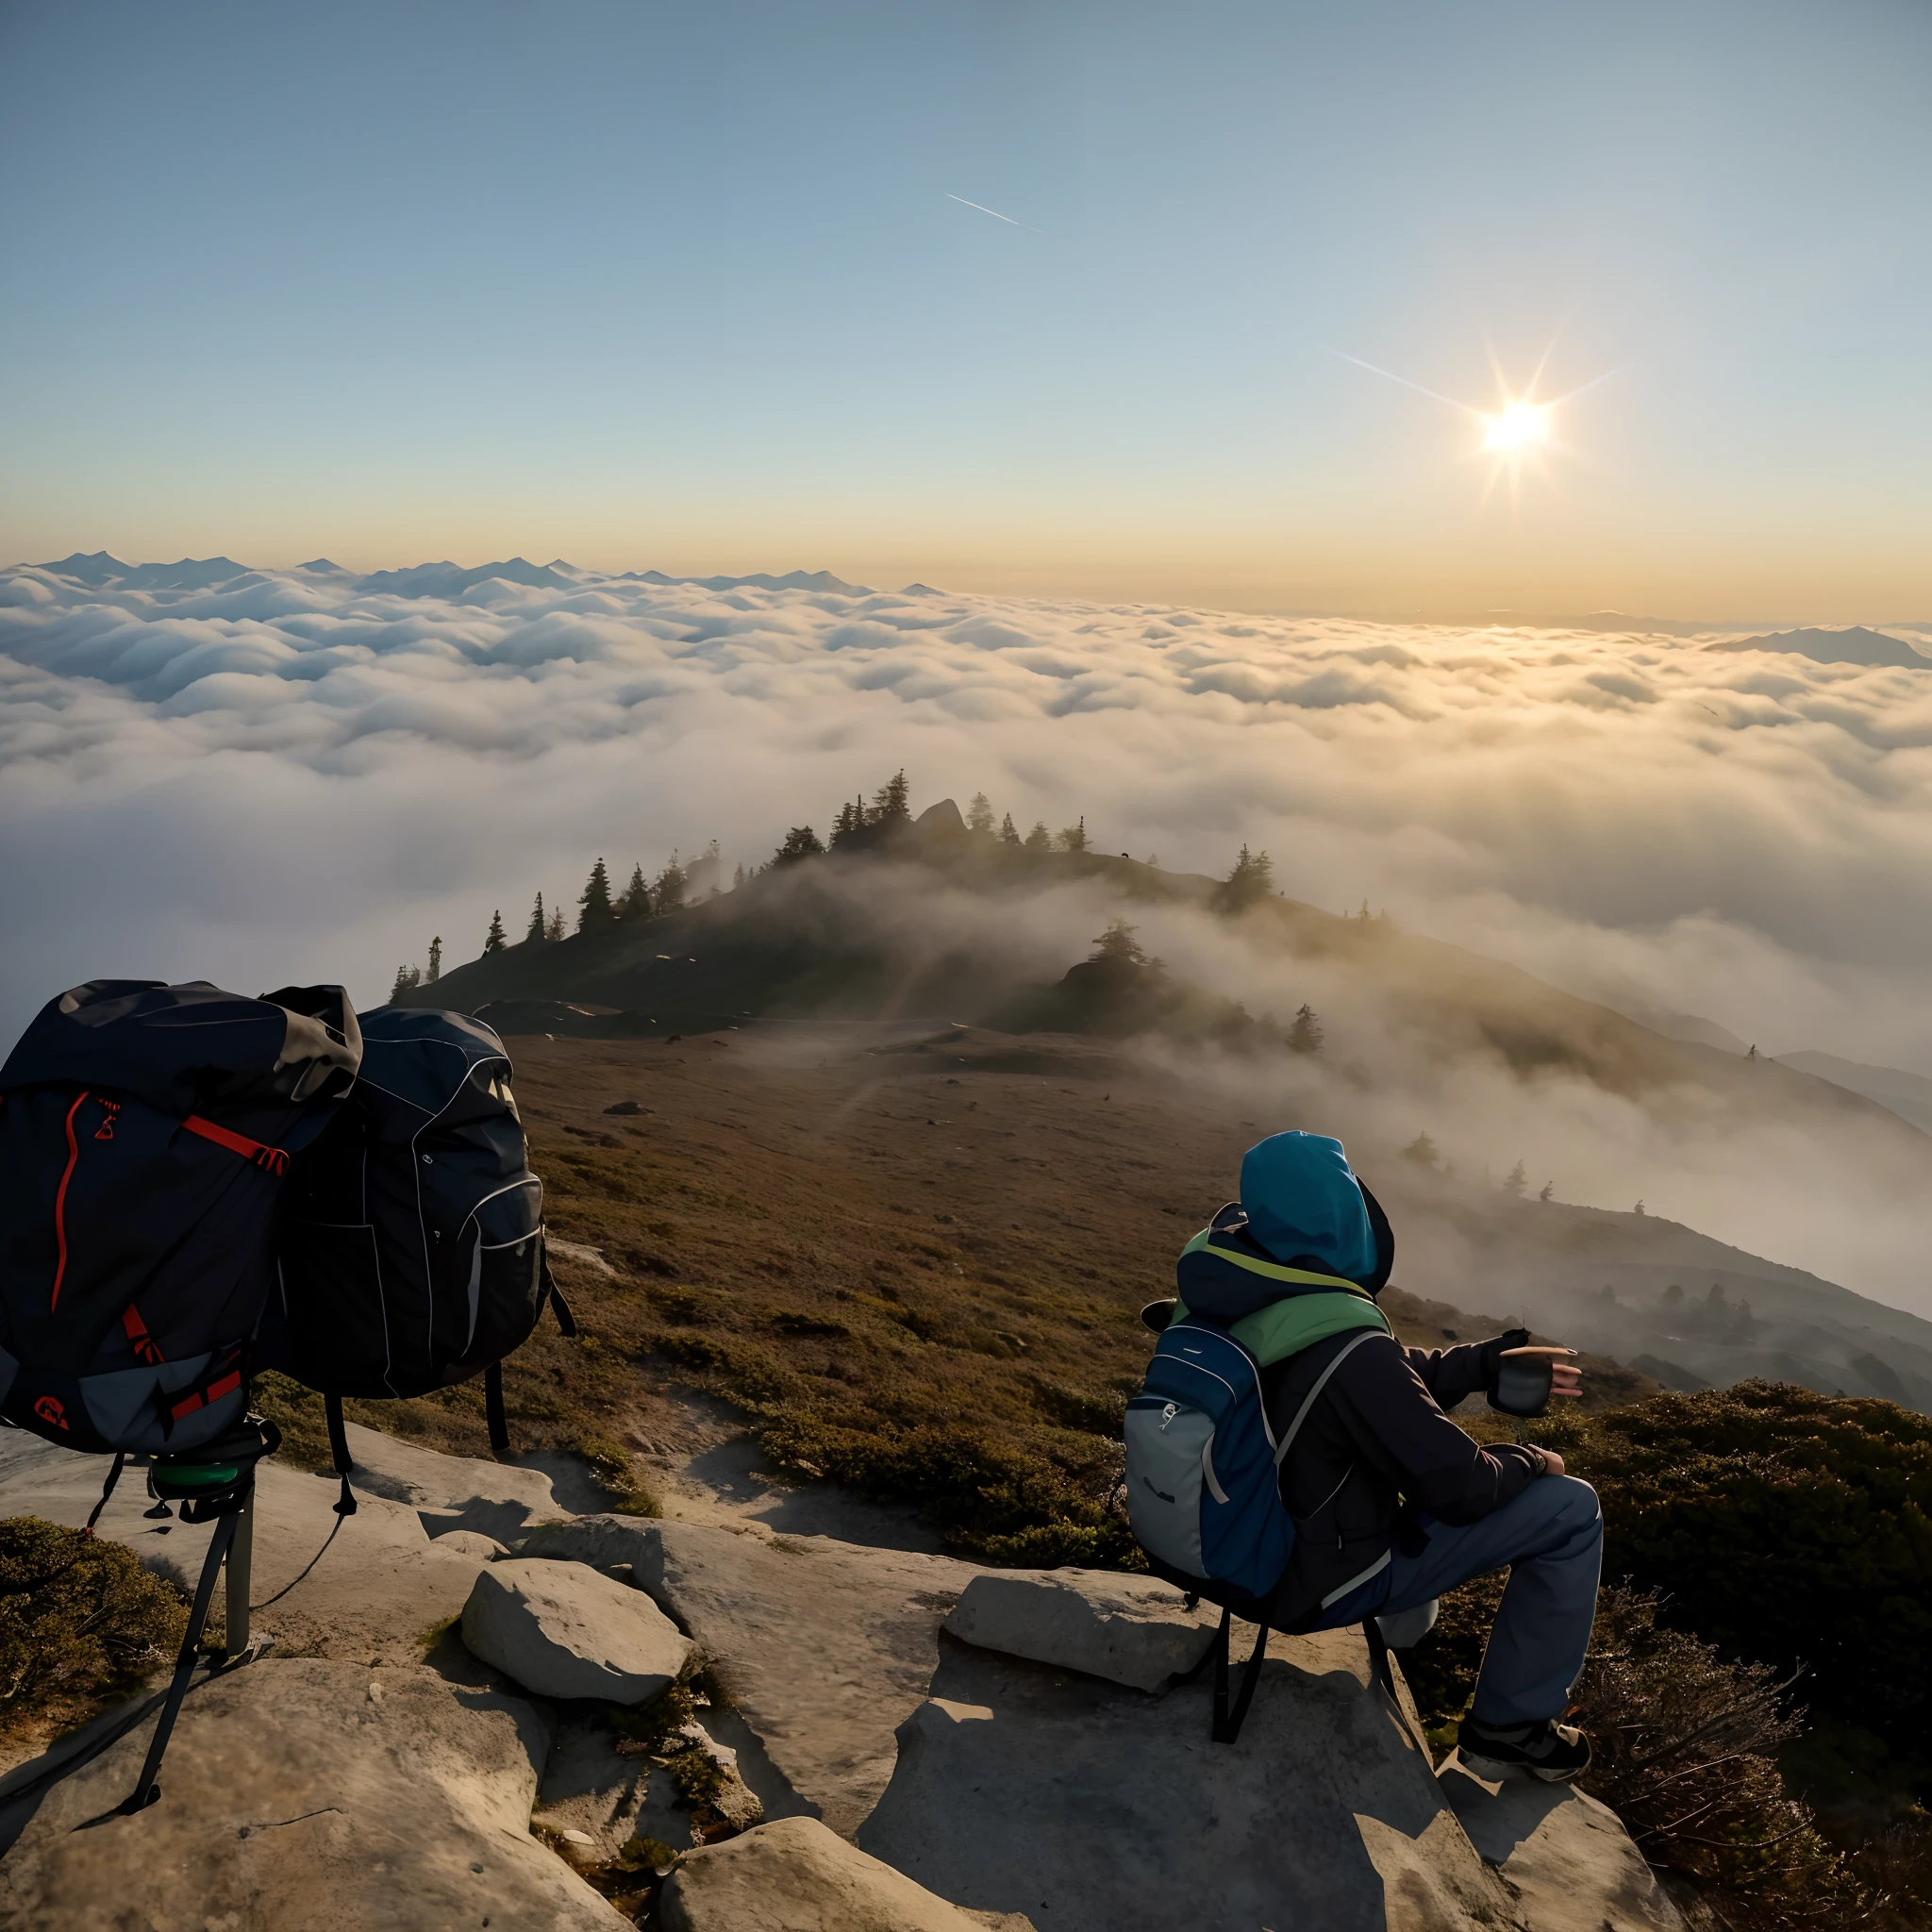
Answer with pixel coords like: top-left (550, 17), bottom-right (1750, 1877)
top-left (180, 1115), bottom-right (290, 1176)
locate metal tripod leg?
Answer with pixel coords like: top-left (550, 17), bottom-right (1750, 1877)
top-left (222, 1488), bottom-right (253, 1660)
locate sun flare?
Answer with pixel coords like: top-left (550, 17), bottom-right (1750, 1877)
top-left (1482, 400), bottom-right (1551, 454)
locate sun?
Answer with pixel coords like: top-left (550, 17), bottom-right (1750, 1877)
top-left (1482, 400), bottom-right (1551, 455)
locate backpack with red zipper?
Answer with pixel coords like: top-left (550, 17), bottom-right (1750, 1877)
top-left (0, 978), bottom-right (360, 1455)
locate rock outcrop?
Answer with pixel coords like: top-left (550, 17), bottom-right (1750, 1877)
top-left (0, 1659), bottom-right (625, 1929)
top-left (0, 1426), bottom-right (1685, 1932)
top-left (462, 1557), bottom-right (694, 1702)
top-left (522, 1514), bottom-right (982, 1834)
top-left (860, 1624), bottom-right (1511, 1932)
top-left (1441, 1753), bottom-right (1686, 1932)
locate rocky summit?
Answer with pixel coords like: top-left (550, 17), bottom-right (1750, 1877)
top-left (0, 1425), bottom-right (1680, 1931)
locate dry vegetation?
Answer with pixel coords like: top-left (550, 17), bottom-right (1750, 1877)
top-left (0, 1517), bottom-right (187, 1755)
top-left (259, 1024), bottom-right (1642, 1561)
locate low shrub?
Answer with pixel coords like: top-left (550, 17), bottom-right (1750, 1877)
top-left (1573, 1586), bottom-right (1856, 1928)
top-left (759, 1414), bottom-right (1143, 1567)
top-left (1407, 1579), bottom-right (1872, 1929)
top-left (0, 1516), bottom-right (188, 1748)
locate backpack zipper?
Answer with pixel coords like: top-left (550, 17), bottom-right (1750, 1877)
top-left (48, 1091), bottom-right (90, 1311)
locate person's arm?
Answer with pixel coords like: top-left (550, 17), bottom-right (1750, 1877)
top-left (1402, 1328), bottom-right (1529, 1411)
top-left (1328, 1336), bottom-right (1551, 1524)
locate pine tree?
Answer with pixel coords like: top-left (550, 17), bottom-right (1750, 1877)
top-left (1402, 1131), bottom-right (1440, 1169)
top-left (1538, 1181), bottom-right (1554, 1202)
top-left (1058, 816), bottom-right (1090, 853)
top-left (733, 863), bottom-right (746, 890)
top-left (1215, 844), bottom-right (1274, 912)
top-left (870, 770), bottom-right (911, 825)
top-left (1634, 1199), bottom-right (1646, 1216)
top-left (686, 840), bottom-right (724, 897)
top-left (426, 936), bottom-right (442, 984)
top-left (967, 792), bottom-right (994, 836)
top-left (577, 858), bottom-right (615, 934)
top-left (654, 853), bottom-right (688, 914)
top-left (544, 907), bottom-right (565, 941)
top-left (1089, 919), bottom-right (1147, 965)
top-left (389, 962), bottom-right (422, 1002)
top-left (773, 826), bottom-right (824, 866)
top-left (525, 892), bottom-right (546, 943)
top-left (1503, 1159), bottom-right (1527, 1197)
top-left (1024, 821), bottom-right (1052, 852)
top-left (1288, 1004), bottom-right (1324, 1055)
top-left (483, 909), bottom-right (507, 955)
top-left (999, 813), bottom-right (1021, 845)
top-left (830, 799), bottom-right (864, 849)
top-left (619, 864), bottom-right (652, 920)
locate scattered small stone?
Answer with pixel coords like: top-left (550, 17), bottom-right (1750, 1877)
top-left (605, 1099), bottom-right (646, 1115)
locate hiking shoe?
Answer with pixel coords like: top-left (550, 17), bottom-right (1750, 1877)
top-left (1459, 1716), bottom-right (1592, 1783)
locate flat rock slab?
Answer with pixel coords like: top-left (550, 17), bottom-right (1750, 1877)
top-left (858, 1628), bottom-right (1516, 1932)
top-left (942, 1567), bottom-right (1218, 1691)
top-left (1440, 1754), bottom-right (1686, 1931)
top-left (660, 1815), bottom-right (1033, 1932)
top-left (344, 1418), bottom-right (564, 1541)
top-left (0, 1658), bottom-right (625, 1930)
top-left (520, 1516), bottom-right (981, 1835)
top-left (0, 1429), bottom-right (491, 1667)
top-left (464, 1558), bottom-right (694, 1702)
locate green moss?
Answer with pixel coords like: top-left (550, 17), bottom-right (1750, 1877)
top-left (573, 1432), bottom-right (659, 1516)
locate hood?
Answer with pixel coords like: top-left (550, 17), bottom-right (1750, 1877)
top-left (1240, 1131), bottom-right (1391, 1289)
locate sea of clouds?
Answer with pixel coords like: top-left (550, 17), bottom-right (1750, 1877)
top-left (7, 554), bottom-right (1932, 1307)
top-left (5, 555), bottom-right (1929, 1064)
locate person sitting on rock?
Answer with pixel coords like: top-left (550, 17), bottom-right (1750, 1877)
top-left (1164, 1130), bottom-right (1599, 1782)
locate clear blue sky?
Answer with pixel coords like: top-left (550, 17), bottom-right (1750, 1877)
top-left (4, 0), bottom-right (1928, 617)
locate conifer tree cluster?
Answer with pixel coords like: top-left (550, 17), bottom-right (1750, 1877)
top-left (443, 771), bottom-right (1139, 980)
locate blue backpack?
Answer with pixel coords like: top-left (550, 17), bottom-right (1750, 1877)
top-left (1124, 1316), bottom-right (1387, 1740)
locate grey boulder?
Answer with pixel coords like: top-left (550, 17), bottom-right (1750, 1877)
top-left (659, 1815), bottom-right (1026, 1932)
top-left (941, 1567), bottom-right (1218, 1690)
top-left (463, 1557), bottom-right (694, 1702)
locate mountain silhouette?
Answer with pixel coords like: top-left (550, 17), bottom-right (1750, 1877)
top-left (1705, 625), bottom-right (1928, 668)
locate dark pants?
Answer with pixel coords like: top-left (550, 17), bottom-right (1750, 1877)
top-left (1314, 1474), bottom-right (1604, 1725)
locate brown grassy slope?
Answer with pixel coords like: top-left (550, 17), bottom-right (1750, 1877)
top-left (278, 1026), bottom-right (1651, 1557)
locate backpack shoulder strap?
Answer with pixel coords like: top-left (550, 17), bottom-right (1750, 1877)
top-left (1273, 1327), bottom-right (1386, 1468)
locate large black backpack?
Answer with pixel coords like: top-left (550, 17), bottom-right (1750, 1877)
top-left (0, 980), bottom-right (359, 1455)
top-left (267, 1007), bottom-right (573, 1484)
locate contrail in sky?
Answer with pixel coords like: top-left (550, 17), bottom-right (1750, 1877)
top-left (1324, 349), bottom-right (1482, 419)
top-left (1326, 346), bottom-right (1620, 415)
top-left (945, 192), bottom-right (1042, 234)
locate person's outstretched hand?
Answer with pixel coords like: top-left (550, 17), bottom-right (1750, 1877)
top-left (1503, 1345), bottom-right (1580, 1473)
top-left (1502, 1343), bottom-right (1581, 1399)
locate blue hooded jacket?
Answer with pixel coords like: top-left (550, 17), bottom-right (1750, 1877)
top-left (1241, 1131), bottom-right (1376, 1281)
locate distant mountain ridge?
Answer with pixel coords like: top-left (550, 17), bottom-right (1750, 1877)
top-left (1775, 1048), bottom-right (1932, 1136)
top-left (24, 553), bottom-right (875, 601)
top-left (1704, 625), bottom-right (1929, 668)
